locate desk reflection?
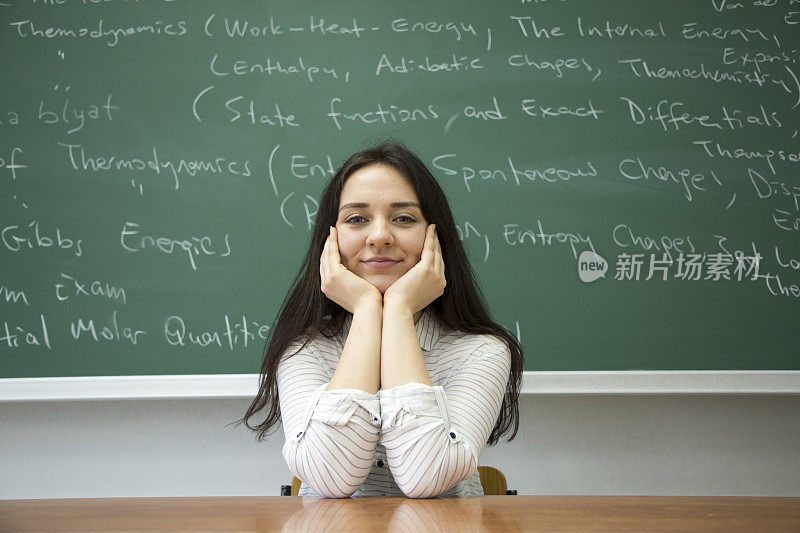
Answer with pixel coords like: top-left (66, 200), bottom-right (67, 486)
top-left (281, 496), bottom-right (520, 533)
top-left (281, 497), bottom-right (386, 532)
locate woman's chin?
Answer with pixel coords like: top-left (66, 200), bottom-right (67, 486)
top-left (365, 277), bottom-right (397, 295)
top-left (372, 282), bottom-right (391, 295)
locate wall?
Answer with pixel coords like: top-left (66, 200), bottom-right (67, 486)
top-left (2, 394), bottom-right (799, 499)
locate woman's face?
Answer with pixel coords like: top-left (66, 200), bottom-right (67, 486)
top-left (336, 164), bottom-right (428, 294)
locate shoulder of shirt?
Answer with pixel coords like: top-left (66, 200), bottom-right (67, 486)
top-left (281, 334), bottom-right (321, 360)
top-left (436, 327), bottom-right (510, 356)
top-left (282, 327), bottom-right (347, 360)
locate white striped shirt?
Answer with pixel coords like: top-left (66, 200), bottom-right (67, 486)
top-left (278, 308), bottom-right (511, 498)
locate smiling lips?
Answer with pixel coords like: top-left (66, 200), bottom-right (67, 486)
top-left (362, 257), bottom-right (401, 269)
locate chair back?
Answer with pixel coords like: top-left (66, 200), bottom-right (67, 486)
top-left (478, 466), bottom-right (508, 495)
top-left (291, 476), bottom-right (301, 496)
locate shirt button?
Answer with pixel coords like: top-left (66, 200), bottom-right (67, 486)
top-left (377, 460), bottom-right (385, 467)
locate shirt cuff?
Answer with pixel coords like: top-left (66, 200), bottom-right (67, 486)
top-left (378, 382), bottom-right (451, 430)
top-left (292, 383), bottom-right (381, 443)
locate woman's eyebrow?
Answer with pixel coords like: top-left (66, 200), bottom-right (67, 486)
top-left (338, 201), bottom-right (420, 212)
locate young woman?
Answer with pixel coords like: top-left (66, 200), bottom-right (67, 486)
top-left (243, 141), bottom-right (523, 498)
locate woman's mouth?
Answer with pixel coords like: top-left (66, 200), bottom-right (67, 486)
top-left (363, 259), bottom-right (400, 269)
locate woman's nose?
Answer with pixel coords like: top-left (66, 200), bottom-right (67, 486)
top-left (366, 220), bottom-right (394, 247)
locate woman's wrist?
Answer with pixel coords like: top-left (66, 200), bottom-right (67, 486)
top-left (381, 297), bottom-right (415, 319)
top-left (353, 293), bottom-right (384, 316)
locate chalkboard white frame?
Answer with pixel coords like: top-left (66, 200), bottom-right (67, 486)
top-left (1, 372), bottom-right (799, 401)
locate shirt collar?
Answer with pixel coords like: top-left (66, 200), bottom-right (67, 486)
top-left (341, 307), bottom-right (441, 352)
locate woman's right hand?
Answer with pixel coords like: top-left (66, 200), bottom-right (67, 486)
top-left (320, 227), bottom-right (382, 313)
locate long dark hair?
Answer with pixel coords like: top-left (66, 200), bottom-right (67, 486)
top-left (242, 141), bottom-right (523, 446)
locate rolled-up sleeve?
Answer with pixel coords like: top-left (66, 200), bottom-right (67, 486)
top-left (378, 336), bottom-right (511, 498)
top-left (278, 341), bottom-right (381, 498)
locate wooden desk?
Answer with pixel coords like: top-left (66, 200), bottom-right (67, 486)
top-left (1, 496), bottom-right (799, 532)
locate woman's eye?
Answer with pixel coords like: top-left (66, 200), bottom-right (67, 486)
top-left (345, 215), bottom-right (365, 224)
top-left (396, 216), bottom-right (416, 223)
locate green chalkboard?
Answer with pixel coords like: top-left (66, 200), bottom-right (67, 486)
top-left (1, 0), bottom-right (799, 378)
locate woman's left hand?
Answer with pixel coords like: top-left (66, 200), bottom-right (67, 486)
top-left (383, 224), bottom-right (446, 315)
